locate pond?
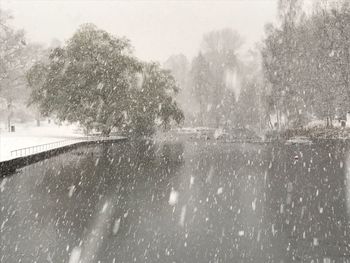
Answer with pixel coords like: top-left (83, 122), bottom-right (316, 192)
top-left (1, 140), bottom-right (349, 262)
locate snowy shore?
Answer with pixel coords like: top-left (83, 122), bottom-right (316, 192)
top-left (0, 122), bottom-right (84, 162)
top-left (280, 127), bottom-right (350, 141)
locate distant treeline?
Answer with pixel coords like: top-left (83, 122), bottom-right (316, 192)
top-left (165, 0), bottom-right (349, 131)
top-left (262, 0), bottom-right (350, 128)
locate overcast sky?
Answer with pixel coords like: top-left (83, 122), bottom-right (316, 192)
top-left (2, 0), bottom-right (280, 62)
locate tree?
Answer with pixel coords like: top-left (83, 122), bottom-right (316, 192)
top-left (0, 9), bottom-right (27, 130)
top-left (190, 52), bottom-right (211, 126)
top-left (262, 0), bottom-right (309, 128)
top-left (28, 24), bottom-right (141, 135)
top-left (262, 0), bottom-right (350, 128)
top-left (26, 58), bottom-right (49, 126)
top-left (0, 10), bottom-right (26, 92)
top-left (235, 48), bottom-right (269, 131)
top-left (123, 63), bottom-right (184, 136)
top-left (329, 4), bottom-right (350, 123)
top-left (163, 54), bottom-right (194, 125)
top-left (296, 1), bottom-right (350, 126)
top-left (28, 24), bottom-right (183, 136)
top-left (0, 9), bottom-right (47, 129)
top-left (200, 28), bottom-right (243, 127)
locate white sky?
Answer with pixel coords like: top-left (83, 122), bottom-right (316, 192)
top-left (2, 0), bottom-right (280, 62)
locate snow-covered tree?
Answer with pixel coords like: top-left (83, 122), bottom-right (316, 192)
top-left (200, 28), bottom-right (243, 127)
top-left (0, 9), bottom-right (46, 129)
top-left (124, 62), bottom-right (184, 136)
top-left (163, 54), bottom-right (194, 125)
top-left (28, 24), bottom-right (183, 136)
top-left (262, 0), bottom-right (350, 128)
top-left (190, 52), bottom-right (212, 126)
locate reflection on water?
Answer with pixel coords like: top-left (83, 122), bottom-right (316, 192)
top-left (0, 140), bottom-right (349, 262)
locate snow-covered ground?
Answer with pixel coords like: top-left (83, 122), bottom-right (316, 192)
top-left (306, 118), bottom-right (350, 128)
top-left (0, 122), bottom-right (85, 162)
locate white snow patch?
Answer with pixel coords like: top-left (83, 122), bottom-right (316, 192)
top-left (1, 219), bottom-right (7, 231)
top-left (189, 176), bottom-right (194, 189)
top-left (280, 204), bottom-right (284, 214)
top-left (217, 187), bottom-right (223, 195)
top-left (0, 178), bottom-right (7, 192)
top-left (68, 185), bottom-right (76, 198)
top-left (68, 247), bottom-right (81, 263)
top-left (285, 136), bottom-right (312, 145)
top-left (238, 230), bottom-right (245, 236)
top-left (168, 189), bottom-right (179, 206)
top-left (0, 122), bottom-right (84, 162)
top-left (179, 205), bottom-right (187, 227)
top-left (252, 198), bottom-right (257, 211)
top-left (101, 201), bottom-right (109, 213)
top-left (213, 128), bottom-right (224, 140)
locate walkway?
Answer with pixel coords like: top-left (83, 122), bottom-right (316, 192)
top-left (0, 123), bottom-right (84, 162)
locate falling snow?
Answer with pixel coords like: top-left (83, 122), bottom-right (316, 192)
top-left (1, 1), bottom-right (350, 262)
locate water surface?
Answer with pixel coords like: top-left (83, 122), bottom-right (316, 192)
top-left (1, 140), bottom-right (349, 262)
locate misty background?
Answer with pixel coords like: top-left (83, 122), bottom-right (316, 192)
top-left (1, 0), bottom-right (349, 137)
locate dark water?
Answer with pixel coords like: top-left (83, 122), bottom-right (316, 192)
top-left (1, 140), bottom-right (349, 263)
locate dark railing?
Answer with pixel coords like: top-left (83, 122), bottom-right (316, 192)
top-left (9, 136), bottom-right (122, 158)
top-left (10, 138), bottom-right (84, 158)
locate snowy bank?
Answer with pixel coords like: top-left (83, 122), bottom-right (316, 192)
top-left (0, 136), bottom-right (127, 176)
top-left (0, 123), bottom-right (83, 162)
top-left (280, 127), bottom-right (350, 141)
